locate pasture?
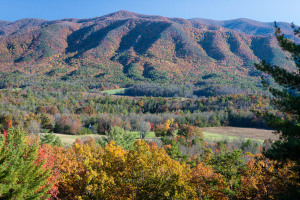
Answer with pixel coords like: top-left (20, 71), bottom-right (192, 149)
top-left (54, 127), bottom-right (277, 145)
top-left (100, 88), bottom-right (126, 95)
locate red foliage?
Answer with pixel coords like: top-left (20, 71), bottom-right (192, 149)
top-left (148, 141), bottom-right (158, 149)
top-left (37, 144), bottom-right (61, 200)
top-left (3, 130), bottom-right (7, 138)
top-left (150, 122), bottom-right (155, 132)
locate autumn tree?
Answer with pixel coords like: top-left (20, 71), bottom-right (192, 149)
top-left (240, 154), bottom-right (299, 199)
top-left (0, 114), bottom-right (13, 131)
top-left (155, 118), bottom-right (177, 137)
top-left (53, 139), bottom-right (197, 199)
top-left (138, 120), bottom-right (150, 139)
top-left (178, 124), bottom-right (203, 141)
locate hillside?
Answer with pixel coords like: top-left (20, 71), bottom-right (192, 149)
top-left (190, 18), bottom-right (300, 43)
top-left (0, 11), bottom-right (296, 92)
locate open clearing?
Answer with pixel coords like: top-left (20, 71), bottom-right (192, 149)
top-left (100, 88), bottom-right (126, 95)
top-left (54, 134), bottom-right (103, 145)
top-left (202, 126), bottom-right (278, 143)
top-left (55, 131), bottom-right (156, 145)
top-left (55, 127), bottom-right (278, 146)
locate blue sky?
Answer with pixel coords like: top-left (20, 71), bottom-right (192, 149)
top-left (1, 0), bottom-right (300, 24)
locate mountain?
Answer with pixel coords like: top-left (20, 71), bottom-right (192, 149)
top-left (0, 11), bottom-right (296, 92)
top-left (190, 18), bottom-right (300, 43)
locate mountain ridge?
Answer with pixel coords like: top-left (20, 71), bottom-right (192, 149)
top-left (0, 11), bottom-right (296, 92)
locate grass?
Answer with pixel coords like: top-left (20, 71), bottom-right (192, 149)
top-left (201, 126), bottom-right (277, 141)
top-left (0, 88), bottom-right (22, 91)
top-left (54, 131), bottom-right (156, 145)
top-left (100, 88), bottom-right (126, 95)
top-left (131, 131), bottom-right (156, 139)
top-left (203, 131), bottom-right (264, 144)
top-left (54, 134), bottom-right (103, 145)
top-left (54, 127), bottom-right (272, 146)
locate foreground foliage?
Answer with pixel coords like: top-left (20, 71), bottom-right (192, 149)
top-left (51, 138), bottom-right (298, 200)
top-left (0, 128), bottom-right (298, 199)
top-left (255, 23), bottom-right (300, 163)
top-left (0, 128), bottom-right (52, 199)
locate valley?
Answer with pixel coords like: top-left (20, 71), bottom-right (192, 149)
top-left (1, 9), bottom-right (299, 200)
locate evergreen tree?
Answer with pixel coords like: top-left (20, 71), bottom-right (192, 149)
top-left (254, 23), bottom-right (300, 162)
top-left (40, 132), bottom-right (63, 147)
top-left (97, 126), bottom-right (136, 150)
top-left (0, 128), bottom-right (52, 199)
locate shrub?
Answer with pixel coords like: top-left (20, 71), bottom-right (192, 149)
top-left (40, 132), bottom-right (63, 147)
top-left (78, 127), bottom-right (93, 135)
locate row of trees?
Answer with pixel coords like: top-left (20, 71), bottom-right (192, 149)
top-left (124, 83), bottom-right (194, 97)
top-left (0, 90), bottom-right (271, 135)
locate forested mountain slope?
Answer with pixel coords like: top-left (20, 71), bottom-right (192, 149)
top-left (0, 11), bottom-right (296, 91)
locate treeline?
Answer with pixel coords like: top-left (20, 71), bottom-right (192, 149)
top-left (0, 71), bottom-right (266, 97)
top-left (124, 83), bottom-right (194, 97)
top-left (194, 85), bottom-right (260, 97)
top-left (0, 89), bottom-right (270, 135)
top-left (124, 83), bottom-right (265, 98)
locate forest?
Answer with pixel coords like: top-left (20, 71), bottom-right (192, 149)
top-left (0, 13), bottom-right (299, 200)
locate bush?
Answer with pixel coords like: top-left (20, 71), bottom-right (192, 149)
top-left (178, 124), bottom-right (194, 139)
top-left (78, 127), bottom-right (93, 135)
top-left (178, 125), bottom-right (203, 140)
top-left (97, 126), bottom-right (136, 150)
top-left (40, 132), bottom-right (63, 146)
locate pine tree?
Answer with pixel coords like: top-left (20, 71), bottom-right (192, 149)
top-left (0, 128), bottom-right (52, 199)
top-left (254, 22), bottom-right (300, 162)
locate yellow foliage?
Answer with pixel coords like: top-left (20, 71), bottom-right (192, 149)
top-left (52, 140), bottom-right (299, 200)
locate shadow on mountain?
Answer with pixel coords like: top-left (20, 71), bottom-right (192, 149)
top-left (116, 21), bottom-right (171, 55)
top-left (66, 20), bottom-right (127, 59)
top-left (251, 37), bottom-right (274, 63)
top-left (198, 32), bottom-right (226, 60)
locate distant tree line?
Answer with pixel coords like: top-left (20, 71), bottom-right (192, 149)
top-left (125, 83), bottom-right (194, 97)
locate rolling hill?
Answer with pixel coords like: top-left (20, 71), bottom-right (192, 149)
top-left (0, 11), bottom-right (296, 92)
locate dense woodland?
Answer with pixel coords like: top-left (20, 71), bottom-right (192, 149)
top-left (0, 89), bottom-right (270, 135)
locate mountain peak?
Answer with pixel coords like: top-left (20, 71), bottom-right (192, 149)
top-left (103, 10), bottom-right (138, 19)
top-left (0, 11), bottom-right (296, 89)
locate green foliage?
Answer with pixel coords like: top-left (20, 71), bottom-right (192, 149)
top-left (0, 128), bottom-right (52, 199)
top-left (165, 140), bottom-right (189, 162)
top-left (255, 23), bottom-right (300, 163)
top-left (97, 126), bottom-right (136, 150)
top-left (78, 127), bottom-right (93, 135)
top-left (208, 145), bottom-right (245, 197)
top-left (241, 139), bottom-right (259, 154)
top-left (40, 132), bottom-right (63, 147)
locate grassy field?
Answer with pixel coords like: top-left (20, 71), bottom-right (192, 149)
top-left (54, 127), bottom-right (276, 146)
top-left (100, 88), bottom-right (126, 95)
top-left (202, 126), bottom-right (277, 139)
top-left (131, 131), bottom-right (156, 138)
top-left (54, 134), bottom-right (103, 145)
top-left (0, 88), bottom-right (22, 91)
top-left (203, 132), bottom-right (264, 144)
top-left (55, 131), bottom-right (156, 145)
